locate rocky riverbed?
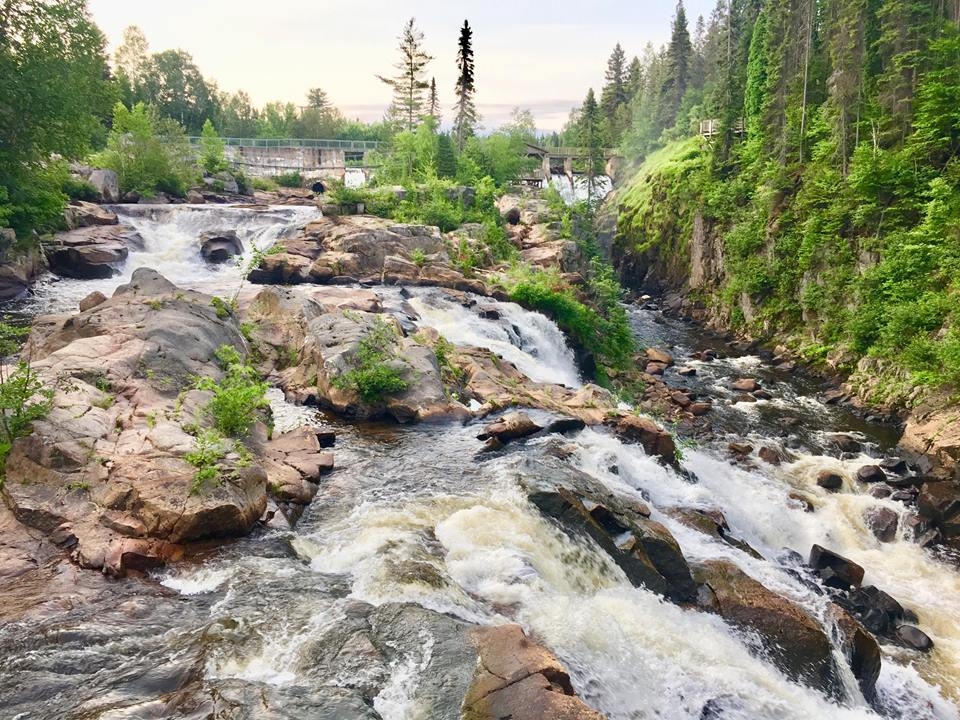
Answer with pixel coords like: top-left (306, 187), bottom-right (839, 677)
top-left (1, 195), bottom-right (959, 719)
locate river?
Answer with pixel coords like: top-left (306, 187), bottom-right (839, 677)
top-left (0, 204), bottom-right (957, 720)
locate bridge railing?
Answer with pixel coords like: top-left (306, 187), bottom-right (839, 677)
top-left (186, 137), bottom-right (386, 151)
top-left (529, 145), bottom-right (621, 158)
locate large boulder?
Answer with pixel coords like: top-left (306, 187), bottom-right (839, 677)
top-left (808, 545), bottom-right (864, 590)
top-left (46, 225), bottom-right (144, 279)
top-left (825, 603), bottom-right (882, 701)
top-left (63, 201), bottom-right (119, 229)
top-left (693, 559), bottom-right (843, 699)
top-left (200, 231), bottom-right (244, 263)
top-left (518, 455), bottom-right (696, 603)
top-left (917, 481), bottom-right (960, 539)
top-left (87, 168), bottom-right (120, 203)
top-left (604, 414), bottom-right (677, 466)
top-left (1, 270), bottom-right (282, 575)
top-left (0, 229), bottom-right (44, 300)
top-left (477, 412), bottom-right (543, 447)
top-left (464, 625), bottom-right (605, 720)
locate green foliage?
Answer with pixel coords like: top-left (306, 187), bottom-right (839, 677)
top-left (199, 119), bottom-right (228, 174)
top-left (93, 102), bottom-right (196, 197)
top-left (62, 176), bottom-right (99, 202)
top-left (195, 345), bottom-right (269, 437)
top-left (275, 172), bottom-right (303, 188)
top-left (0, 321), bottom-right (53, 476)
top-left (210, 296), bottom-right (234, 320)
top-left (332, 318), bottom-right (409, 403)
top-left (434, 335), bottom-right (466, 395)
top-left (410, 248), bottom-right (427, 267)
top-left (505, 266), bottom-right (634, 373)
top-left (251, 176), bottom-right (277, 192)
top-left (185, 428), bottom-right (226, 495)
top-left (0, 0), bottom-right (113, 238)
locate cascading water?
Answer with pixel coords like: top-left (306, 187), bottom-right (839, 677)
top-left (344, 168), bottom-right (367, 189)
top-left (22, 204), bottom-right (320, 315)
top-left (548, 174), bottom-right (614, 204)
top-left (402, 288), bottom-right (582, 388)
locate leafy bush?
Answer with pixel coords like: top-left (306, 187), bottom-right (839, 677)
top-left (333, 318), bottom-right (409, 403)
top-left (507, 267), bottom-right (634, 373)
top-left (195, 345), bottom-right (269, 437)
top-left (0, 323), bottom-right (53, 476)
top-left (198, 119), bottom-right (228, 174)
top-left (93, 102), bottom-right (196, 197)
top-left (62, 175), bottom-right (99, 202)
top-left (251, 176), bottom-right (277, 192)
top-left (184, 428), bottom-right (226, 495)
top-left (275, 172), bottom-right (303, 188)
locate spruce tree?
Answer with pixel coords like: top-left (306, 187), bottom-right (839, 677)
top-left (626, 56), bottom-right (643, 99)
top-left (428, 77), bottom-right (441, 121)
top-left (659, 1), bottom-right (693, 134)
top-left (601, 43), bottom-right (628, 119)
top-left (579, 88), bottom-right (605, 200)
top-left (453, 20), bottom-right (479, 150)
top-left (378, 18), bottom-right (433, 132)
top-left (436, 133), bottom-right (457, 178)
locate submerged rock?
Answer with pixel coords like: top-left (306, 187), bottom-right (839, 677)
top-left (199, 230), bottom-right (244, 263)
top-left (826, 603), bottom-right (882, 701)
top-left (477, 412), bottom-right (543, 445)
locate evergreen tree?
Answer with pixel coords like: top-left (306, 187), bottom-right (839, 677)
top-left (428, 77), bottom-right (441, 121)
top-left (378, 18), bottom-right (433, 132)
top-left (579, 88), bottom-right (605, 200)
top-left (436, 133), bottom-right (457, 177)
top-left (659, 1), bottom-right (694, 133)
top-left (601, 43), bottom-right (628, 121)
top-left (307, 88), bottom-right (331, 111)
top-left (626, 56), bottom-right (643, 99)
top-left (453, 20), bottom-right (479, 150)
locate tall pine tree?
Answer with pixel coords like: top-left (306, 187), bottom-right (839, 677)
top-left (659, 1), bottom-right (693, 134)
top-left (580, 88), bottom-right (605, 200)
top-left (428, 77), bottom-right (440, 121)
top-left (378, 18), bottom-right (433, 132)
top-left (453, 20), bottom-right (479, 150)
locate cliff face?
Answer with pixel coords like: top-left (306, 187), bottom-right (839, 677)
top-left (609, 139), bottom-right (960, 477)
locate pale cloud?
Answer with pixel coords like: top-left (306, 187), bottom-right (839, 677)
top-left (87, 0), bottom-right (717, 131)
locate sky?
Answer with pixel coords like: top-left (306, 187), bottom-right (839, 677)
top-left (87, 0), bottom-right (716, 132)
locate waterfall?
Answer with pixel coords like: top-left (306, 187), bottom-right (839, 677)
top-left (404, 288), bottom-right (582, 388)
top-left (26, 204), bottom-right (320, 315)
top-left (344, 168), bottom-right (367, 188)
top-left (547, 174), bottom-right (614, 204)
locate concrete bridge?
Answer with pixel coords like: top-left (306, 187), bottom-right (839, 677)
top-left (523, 143), bottom-right (623, 182)
top-left (187, 137), bottom-right (385, 182)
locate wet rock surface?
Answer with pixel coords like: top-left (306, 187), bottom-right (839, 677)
top-left (693, 559), bottom-right (843, 699)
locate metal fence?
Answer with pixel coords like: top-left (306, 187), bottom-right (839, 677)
top-left (186, 137), bottom-right (385, 151)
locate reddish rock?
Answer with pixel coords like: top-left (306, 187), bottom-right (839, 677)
top-left (758, 446), bottom-right (782, 465)
top-left (464, 625), bottom-right (605, 720)
top-left (645, 348), bottom-right (674, 366)
top-left (728, 442), bottom-right (753, 456)
top-left (689, 402), bottom-right (712, 417)
top-left (864, 507), bottom-right (899, 543)
top-left (478, 412), bottom-right (543, 445)
top-left (809, 545), bottom-right (864, 590)
top-left (606, 415), bottom-right (677, 466)
top-left (817, 471), bottom-right (844, 491)
top-left (856, 466), bottom-right (886, 484)
top-left (730, 378), bottom-right (760, 393)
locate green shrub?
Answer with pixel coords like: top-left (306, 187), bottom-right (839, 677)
top-left (251, 176), bottom-right (277, 192)
top-left (184, 428), bottom-right (226, 495)
top-left (333, 318), bottom-right (409, 403)
top-left (0, 323), bottom-right (53, 477)
top-left (62, 175), bottom-right (99, 202)
top-left (198, 119), bottom-right (228, 175)
top-left (195, 345), bottom-right (269, 437)
top-left (92, 102), bottom-right (196, 197)
top-left (275, 172), bottom-right (303, 188)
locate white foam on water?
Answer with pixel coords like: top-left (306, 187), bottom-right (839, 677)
top-left (406, 290), bottom-right (581, 388)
